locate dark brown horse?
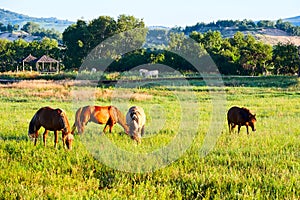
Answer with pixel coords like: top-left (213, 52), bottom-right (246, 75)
top-left (28, 106), bottom-right (74, 149)
top-left (227, 106), bottom-right (256, 134)
top-left (71, 105), bottom-right (129, 134)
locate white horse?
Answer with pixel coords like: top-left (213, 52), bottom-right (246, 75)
top-left (139, 69), bottom-right (159, 78)
top-left (145, 70), bottom-right (159, 78)
top-left (126, 106), bottom-right (146, 144)
top-left (139, 69), bottom-right (148, 77)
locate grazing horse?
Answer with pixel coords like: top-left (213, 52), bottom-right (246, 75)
top-left (227, 106), bottom-right (256, 134)
top-left (71, 105), bottom-right (129, 134)
top-left (139, 69), bottom-right (148, 77)
top-left (28, 106), bottom-right (74, 150)
top-left (145, 70), bottom-right (159, 78)
top-left (139, 69), bottom-right (159, 78)
top-left (126, 106), bottom-right (146, 143)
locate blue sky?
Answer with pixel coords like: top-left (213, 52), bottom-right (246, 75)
top-left (1, 0), bottom-right (299, 27)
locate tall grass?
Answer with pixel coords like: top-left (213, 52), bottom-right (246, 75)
top-left (0, 78), bottom-right (299, 199)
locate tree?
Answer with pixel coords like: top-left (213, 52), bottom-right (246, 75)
top-left (62, 15), bottom-right (146, 70)
top-left (21, 22), bottom-right (41, 34)
top-left (272, 42), bottom-right (300, 75)
top-left (62, 20), bottom-right (89, 69)
top-left (257, 20), bottom-right (275, 28)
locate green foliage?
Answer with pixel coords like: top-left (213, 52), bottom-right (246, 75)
top-left (62, 15), bottom-right (146, 70)
top-left (0, 37), bottom-right (61, 72)
top-left (272, 42), bottom-right (300, 75)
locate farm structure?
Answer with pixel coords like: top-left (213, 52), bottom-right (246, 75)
top-left (21, 54), bottom-right (60, 73)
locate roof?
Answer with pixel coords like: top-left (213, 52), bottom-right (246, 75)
top-left (22, 54), bottom-right (37, 63)
top-left (36, 55), bottom-right (59, 63)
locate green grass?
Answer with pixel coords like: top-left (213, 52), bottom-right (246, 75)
top-left (0, 77), bottom-right (299, 199)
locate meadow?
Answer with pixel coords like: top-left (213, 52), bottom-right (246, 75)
top-left (0, 76), bottom-right (299, 199)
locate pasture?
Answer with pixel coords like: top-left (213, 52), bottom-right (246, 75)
top-left (0, 77), bottom-right (299, 199)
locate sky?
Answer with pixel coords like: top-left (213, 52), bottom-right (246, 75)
top-left (1, 0), bottom-right (300, 27)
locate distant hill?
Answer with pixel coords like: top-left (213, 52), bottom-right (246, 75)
top-left (284, 16), bottom-right (300, 26)
top-left (1, 8), bottom-right (300, 46)
top-left (0, 8), bottom-right (74, 32)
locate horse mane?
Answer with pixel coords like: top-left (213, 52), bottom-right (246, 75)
top-left (28, 112), bottom-right (38, 134)
top-left (241, 107), bottom-right (256, 120)
top-left (58, 109), bottom-right (71, 133)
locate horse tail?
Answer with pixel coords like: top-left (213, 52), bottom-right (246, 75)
top-left (112, 106), bottom-right (129, 134)
top-left (72, 107), bottom-right (83, 134)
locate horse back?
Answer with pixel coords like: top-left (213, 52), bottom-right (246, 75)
top-left (227, 106), bottom-right (254, 125)
top-left (37, 107), bottom-right (70, 132)
top-left (90, 106), bottom-right (111, 124)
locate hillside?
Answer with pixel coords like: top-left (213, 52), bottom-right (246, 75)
top-left (284, 15), bottom-right (300, 26)
top-left (0, 8), bottom-right (74, 32)
top-left (1, 8), bottom-right (300, 46)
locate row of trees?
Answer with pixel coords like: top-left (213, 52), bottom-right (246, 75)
top-left (20, 22), bottom-right (62, 42)
top-left (0, 22), bottom-right (19, 32)
top-left (0, 21), bottom-right (62, 42)
top-left (103, 31), bottom-right (300, 76)
top-left (0, 15), bottom-right (299, 76)
top-left (183, 19), bottom-right (300, 36)
top-left (0, 37), bottom-right (60, 71)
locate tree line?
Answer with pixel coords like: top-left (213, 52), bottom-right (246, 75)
top-left (0, 22), bottom-right (62, 42)
top-left (183, 19), bottom-right (300, 36)
top-left (0, 15), bottom-right (299, 76)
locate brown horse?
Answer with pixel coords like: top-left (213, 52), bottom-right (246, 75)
top-left (28, 106), bottom-right (74, 150)
top-left (227, 106), bottom-right (256, 134)
top-left (126, 106), bottom-right (146, 143)
top-left (71, 105), bottom-right (129, 134)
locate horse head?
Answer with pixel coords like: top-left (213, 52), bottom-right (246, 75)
top-left (248, 114), bottom-right (257, 132)
top-left (63, 133), bottom-right (74, 150)
top-left (57, 109), bottom-right (74, 149)
top-left (28, 113), bottom-right (39, 139)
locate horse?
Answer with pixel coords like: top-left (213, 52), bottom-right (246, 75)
top-left (139, 69), bottom-right (159, 78)
top-left (145, 70), bottom-right (159, 78)
top-left (71, 105), bottom-right (129, 135)
top-left (28, 106), bottom-right (74, 150)
top-left (126, 106), bottom-right (146, 143)
top-left (139, 69), bottom-right (148, 77)
top-left (227, 106), bottom-right (256, 134)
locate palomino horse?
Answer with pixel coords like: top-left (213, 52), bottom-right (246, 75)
top-left (71, 105), bottom-right (129, 134)
top-left (126, 106), bottom-right (146, 143)
top-left (28, 106), bottom-right (74, 150)
top-left (227, 106), bottom-right (256, 134)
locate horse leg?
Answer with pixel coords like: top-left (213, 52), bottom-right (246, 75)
top-left (43, 130), bottom-right (49, 147)
top-left (103, 118), bottom-right (113, 133)
top-left (246, 126), bottom-right (249, 135)
top-left (108, 124), bottom-right (113, 133)
top-left (61, 132), bottom-right (66, 149)
top-left (103, 122), bottom-right (108, 133)
top-left (33, 131), bottom-right (39, 146)
top-left (54, 130), bottom-right (58, 148)
top-left (230, 123), bottom-right (236, 133)
top-left (141, 125), bottom-right (145, 136)
top-left (228, 121), bottom-right (231, 133)
top-left (237, 125), bottom-right (241, 134)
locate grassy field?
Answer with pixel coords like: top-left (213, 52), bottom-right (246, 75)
top-left (0, 76), bottom-right (299, 199)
